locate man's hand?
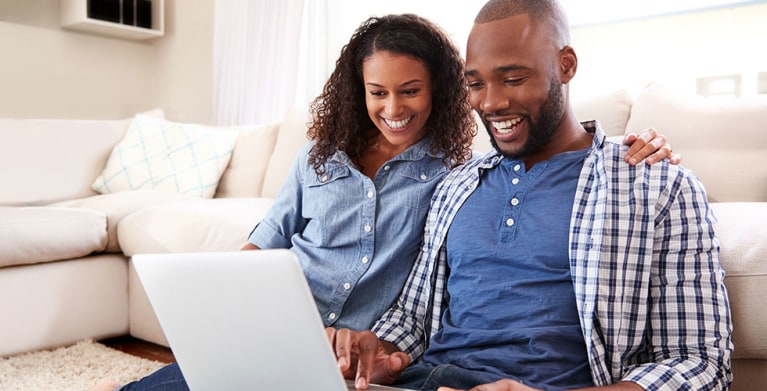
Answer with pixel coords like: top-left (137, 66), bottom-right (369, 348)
top-left (439, 380), bottom-right (644, 391)
top-left (438, 379), bottom-right (541, 391)
top-left (623, 127), bottom-right (681, 166)
top-left (325, 327), bottom-right (410, 390)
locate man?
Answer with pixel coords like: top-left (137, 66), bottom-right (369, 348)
top-left (328, 1), bottom-right (733, 390)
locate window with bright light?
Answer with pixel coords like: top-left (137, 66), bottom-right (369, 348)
top-left (758, 72), bottom-right (767, 95)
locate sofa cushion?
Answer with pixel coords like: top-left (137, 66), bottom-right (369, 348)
top-left (118, 198), bottom-right (275, 256)
top-left (711, 202), bottom-right (767, 360)
top-left (51, 191), bottom-right (194, 253)
top-left (214, 122), bottom-right (280, 198)
top-left (92, 115), bottom-right (239, 198)
top-left (0, 207), bottom-right (107, 267)
top-left (573, 88), bottom-right (634, 138)
top-left (261, 106), bottom-right (311, 198)
top-left (0, 109), bottom-right (163, 206)
top-left (625, 84), bottom-right (767, 202)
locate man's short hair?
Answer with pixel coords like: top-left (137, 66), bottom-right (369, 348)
top-left (474, 0), bottom-right (571, 47)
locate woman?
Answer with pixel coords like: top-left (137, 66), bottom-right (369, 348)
top-left (92, 13), bottom-right (672, 391)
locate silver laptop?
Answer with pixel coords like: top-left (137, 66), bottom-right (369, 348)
top-left (133, 250), bottom-right (413, 391)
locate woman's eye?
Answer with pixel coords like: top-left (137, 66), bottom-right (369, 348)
top-left (369, 91), bottom-right (386, 97)
top-left (402, 89), bottom-right (419, 96)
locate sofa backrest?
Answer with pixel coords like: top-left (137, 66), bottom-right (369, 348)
top-left (261, 107), bottom-right (312, 199)
top-left (626, 84), bottom-right (767, 203)
top-left (214, 106), bottom-right (310, 199)
top-left (573, 89), bottom-right (634, 139)
top-left (214, 122), bottom-right (280, 198)
top-left (0, 110), bottom-right (165, 206)
top-left (0, 117), bottom-right (131, 206)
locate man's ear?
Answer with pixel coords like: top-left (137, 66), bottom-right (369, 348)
top-left (559, 45), bottom-right (577, 83)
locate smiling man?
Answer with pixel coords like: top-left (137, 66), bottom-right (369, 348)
top-left (328, 1), bottom-right (733, 390)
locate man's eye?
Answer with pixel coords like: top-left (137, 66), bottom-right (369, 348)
top-left (505, 78), bottom-right (524, 85)
top-left (466, 82), bottom-right (483, 90)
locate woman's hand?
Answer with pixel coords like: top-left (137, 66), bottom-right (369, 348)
top-left (623, 127), bottom-right (681, 166)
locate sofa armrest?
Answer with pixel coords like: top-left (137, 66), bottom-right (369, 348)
top-left (710, 202), bottom-right (767, 360)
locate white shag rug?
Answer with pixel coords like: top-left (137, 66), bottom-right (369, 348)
top-left (0, 339), bottom-right (167, 391)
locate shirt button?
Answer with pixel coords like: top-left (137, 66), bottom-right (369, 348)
top-left (328, 313), bottom-right (336, 320)
top-left (511, 198), bottom-right (519, 206)
top-left (361, 256), bottom-right (369, 264)
top-left (343, 283), bottom-right (351, 290)
top-left (514, 164), bottom-right (521, 172)
top-left (320, 175), bottom-right (328, 182)
top-left (512, 178), bottom-right (520, 185)
top-left (384, 165), bottom-right (391, 171)
top-left (364, 224), bottom-right (372, 232)
top-left (506, 218), bottom-right (515, 226)
top-left (420, 173), bottom-right (427, 180)
top-left (367, 190), bottom-right (374, 198)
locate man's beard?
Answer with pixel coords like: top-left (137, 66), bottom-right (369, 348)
top-left (487, 76), bottom-right (565, 160)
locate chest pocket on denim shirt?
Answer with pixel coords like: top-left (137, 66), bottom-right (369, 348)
top-left (377, 163), bottom-right (447, 242)
top-left (302, 165), bottom-right (353, 247)
top-left (391, 163), bottom-right (448, 211)
top-left (306, 165), bottom-right (350, 187)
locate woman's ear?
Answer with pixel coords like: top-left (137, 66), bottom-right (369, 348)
top-left (559, 45), bottom-right (578, 83)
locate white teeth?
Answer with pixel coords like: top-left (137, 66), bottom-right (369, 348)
top-left (491, 118), bottom-right (522, 134)
top-left (384, 117), bottom-right (411, 129)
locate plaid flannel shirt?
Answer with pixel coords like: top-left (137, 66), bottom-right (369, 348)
top-left (372, 122), bottom-right (733, 390)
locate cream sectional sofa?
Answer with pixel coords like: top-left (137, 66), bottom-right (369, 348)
top-left (1, 84), bottom-right (765, 390)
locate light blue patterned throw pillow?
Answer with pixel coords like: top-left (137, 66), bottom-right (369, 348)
top-left (92, 114), bottom-right (239, 198)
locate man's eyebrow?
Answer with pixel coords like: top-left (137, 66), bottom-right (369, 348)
top-left (464, 64), bottom-right (530, 77)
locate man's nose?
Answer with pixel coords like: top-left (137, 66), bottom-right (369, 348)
top-left (480, 84), bottom-right (510, 113)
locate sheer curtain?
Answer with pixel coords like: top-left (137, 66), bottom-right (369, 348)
top-left (213, 0), bottom-right (307, 126)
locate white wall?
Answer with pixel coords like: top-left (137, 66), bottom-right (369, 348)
top-left (569, 2), bottom-right (767, 101)
top-left (0, 20), bottom-right (156, 120)
top-left (0, 0), bottom-right (214, 123)
top-left (152, 0), bottom-right (214, 123)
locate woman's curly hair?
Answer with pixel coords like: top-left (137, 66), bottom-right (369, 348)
top-left (307, 14), bottom-right (476, 174)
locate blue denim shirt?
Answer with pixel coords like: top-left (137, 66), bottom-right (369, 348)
top-left (248, 137), bottom-right (449, 331)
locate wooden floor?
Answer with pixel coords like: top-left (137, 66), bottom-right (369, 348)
top-left (99, 335), bottom-right (176, 364)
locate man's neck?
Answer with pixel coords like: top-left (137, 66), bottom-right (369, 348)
top-left (524, 109), bottom-right (591, 169)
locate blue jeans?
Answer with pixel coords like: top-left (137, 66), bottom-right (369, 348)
top-left (119, 363), bottom-right (188, 391)
top-left (119, 361), bottom-right (506, 391)
top-left (394, 361), bottom-right (507, 391)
